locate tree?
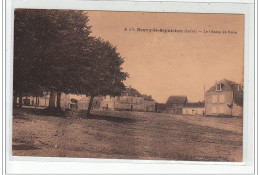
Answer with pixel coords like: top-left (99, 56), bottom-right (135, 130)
top-left (14, 10), bottom-right (128, 116)
top-left (77, 37), bottom-right (128, 118)
top-left (14, 9), bottom-right (92, 109)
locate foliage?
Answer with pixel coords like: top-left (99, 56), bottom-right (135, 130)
top-left (14, 9), bottom-right (92, 98)
top-left (80, 37), bottom-right (128, 96)
top-left (77, 37), bottom-right (128, 117)
top-left (14, 9), bottom-right (128, 113)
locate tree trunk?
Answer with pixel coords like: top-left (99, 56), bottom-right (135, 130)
top-left (13, 91), bottom-right (18, 108)
top-left (56, 91), bottom-right (61, 109)
top-left (86, 95), bottom-right (94, 118)
top-left (35, 94), bottom-right (38, 113)
top-left (18, 93), bottom-right (23, 108)
top-left (49, 90), bottom-right (56, 108)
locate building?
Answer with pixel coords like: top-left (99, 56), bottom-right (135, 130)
top-left (17, 93), bottom-right (74, 109)
top-left (142, 95), bottom-right (156, 112)
top-left (18, 94), bottom-right (49, 107)
top-left (100, 87), bottom-right (156, 112)
top-left (183, 102), bottom-right (205, 115)
top-left (166, 96), bottom-right (187, 114)
top-left (77, 96), bottom-right (103, 110)
top-left (155, 103), bottom-right (167, 113)
top-left (16, 88), bottom-right (157, 113)
top-left (205, 79), bottom-right (243, 117)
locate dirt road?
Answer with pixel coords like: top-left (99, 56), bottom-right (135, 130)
top-left (12, 109), bottom-right (243, 161)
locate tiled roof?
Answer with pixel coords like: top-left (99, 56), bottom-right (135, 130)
top-left (122, 88), bottom-right (143, 97)
top-left (206, 79), bottom-right (243, 93)
top-left (184, 102), bottom-right (205, 108)
top-left (166, 96), bottom-right (187, 104)
top-left (206, 79), bottom-right (243, 107)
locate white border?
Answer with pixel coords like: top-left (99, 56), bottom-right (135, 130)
top-left (5, 0), bottom-right (255, 174)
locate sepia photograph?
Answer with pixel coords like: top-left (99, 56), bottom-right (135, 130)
top-left (12, 9), bottom-right (244, 162)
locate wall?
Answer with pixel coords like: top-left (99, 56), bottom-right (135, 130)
top-left (78, 97), bottom-right (102, 110)
top-left (183, 107), bottom-right (205, 115)
top-left (60, 94), bottom-right (70, 109)
top-left (115, 96), bottom-right (144, 111)
top-left (20, 96), bottom-right (49, 107)
top-left (100, 96), bottom-right (116, 110)
top-left (100, 95), bottom-right (153, 112)
top-left (144, 100), bottom-right (156, 112)
top-left (205, 91), bottom-right (233, 116)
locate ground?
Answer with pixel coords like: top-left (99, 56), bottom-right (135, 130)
top-left (12, 108), bottom-right (243, 161)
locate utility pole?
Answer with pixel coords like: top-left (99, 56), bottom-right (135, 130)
top-left (204, 84), bottom-right (206, 117)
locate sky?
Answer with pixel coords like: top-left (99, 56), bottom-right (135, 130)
top-left (86, 11), bottom-right (244, 103)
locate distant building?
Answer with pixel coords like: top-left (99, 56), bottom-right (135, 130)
top-left (155, 103), bottom-right (167, 113)
top-left (205, 79), bottom-right (243, 117)
top-left (18, 93), bottom-right (69, 108)
top-left (16, 88), bottom-right (157, 113)
top-left (100, 87), bottom-right (156, 112)
top-left (77, 96), bottom-right (103, 110)
top-left (183, 102), bottom-right (205, 115)
top-left (166, 96), bottom-right (187, 114)
top-left (142, 95), bottom-right (156, 112)
top-left (20, 96), bottom-right (49, 107)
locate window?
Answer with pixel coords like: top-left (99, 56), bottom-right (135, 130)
top-left (212, 95), bottom-right (217, 103)
top-left (219, 95), bottom-right (225, 103)
top-left (216, 84), bottom-right (222, 91)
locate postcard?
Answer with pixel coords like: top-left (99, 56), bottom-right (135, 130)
top-left (12, 9), bottom-right (245, 162)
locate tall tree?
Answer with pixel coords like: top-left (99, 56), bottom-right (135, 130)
top-left (14, 9), bottom-right (92, 109)
top-left (77, 37), bottom-right (128, 118)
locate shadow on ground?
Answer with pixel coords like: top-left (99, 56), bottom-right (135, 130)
top-left (206, 115), bottom-right (242, 118)
top-left (87, 114), bottom-right (136, 124)
top-left (13, 107), bottom-right (65, 118)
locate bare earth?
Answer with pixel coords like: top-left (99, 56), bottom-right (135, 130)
top-left (12, 108), bottom-right (243, 161)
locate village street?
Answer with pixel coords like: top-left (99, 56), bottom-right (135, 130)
top-left (12, 108), bottom-right (243, 161)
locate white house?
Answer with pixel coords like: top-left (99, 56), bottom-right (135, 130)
top-left (183, 102), bottom-right (205, 115)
